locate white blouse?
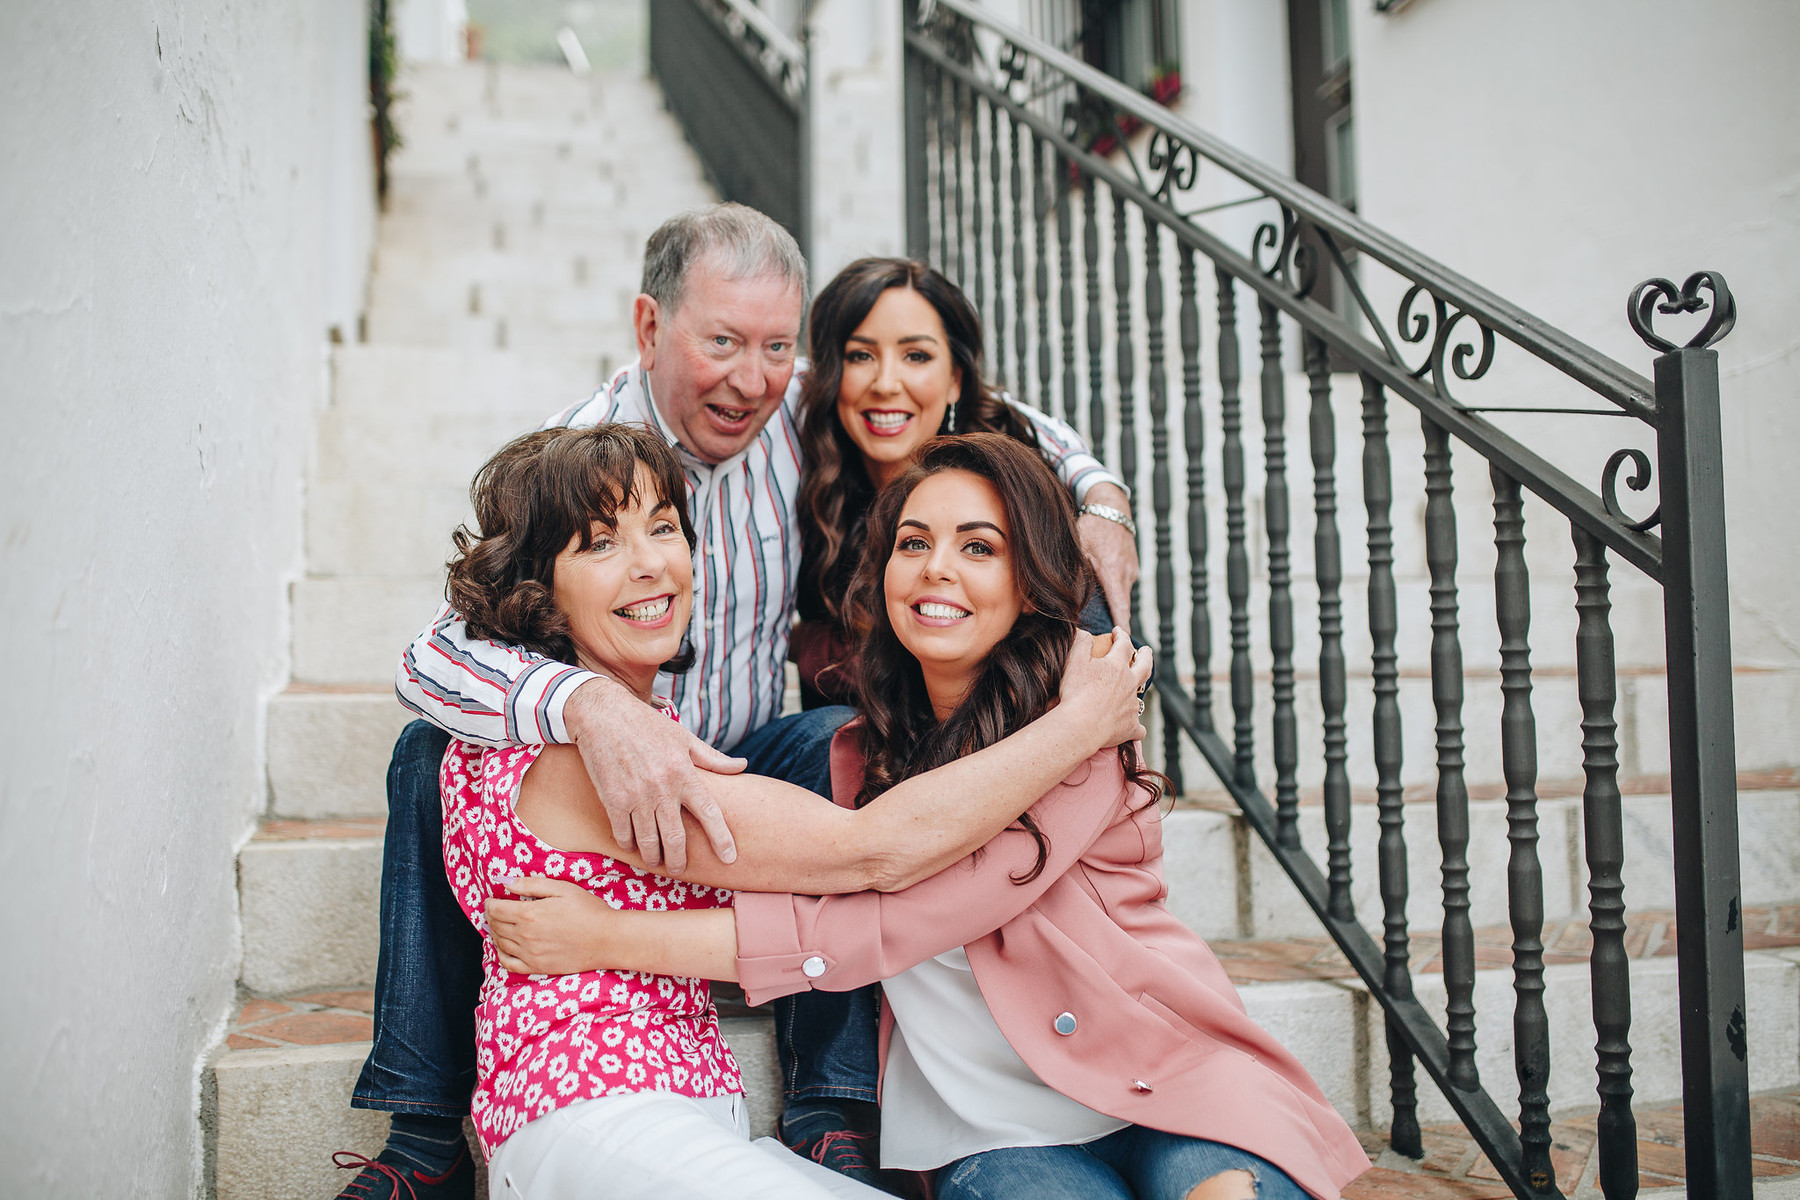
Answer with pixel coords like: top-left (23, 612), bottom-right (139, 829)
top-left (878, 946), bottom-right (1128, 1170)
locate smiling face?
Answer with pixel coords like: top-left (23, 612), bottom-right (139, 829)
top-left (637, 259), bottom-right (803, 464)
top-left (884, 468), bottom-right (1026, 717)
top-left (550, 465), bottom-right (695, 700)
top-left (836, 287), bottom-right (962, 490)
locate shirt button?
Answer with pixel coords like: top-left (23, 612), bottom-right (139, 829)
top-left (1054, 1012), bottom-right (1077, 1036)
top-left (802, 956), bottom-right (827, 978)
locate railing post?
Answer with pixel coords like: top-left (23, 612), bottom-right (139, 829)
top-left (901, 0), bottom-right (930, 260)
top-left (1631, 272), bottom-right (1749, 1199)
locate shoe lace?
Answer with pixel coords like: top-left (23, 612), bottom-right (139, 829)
top-left (807, 1127), bottom-right (876, 1170)
top-left (332, 1151), bottom-right (420, 1200)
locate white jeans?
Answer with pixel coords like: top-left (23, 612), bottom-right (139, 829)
top-left (488, 1092), bottom-right (891, 1200)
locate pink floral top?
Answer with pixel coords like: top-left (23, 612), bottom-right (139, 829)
top-left (441, 738), bottom-right (744, 1159)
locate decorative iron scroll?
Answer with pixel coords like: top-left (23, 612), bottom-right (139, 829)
top-left (1628, 271), bottom-right (1735, 353)
top-left (1601, 448), bottom-right (1661, 533)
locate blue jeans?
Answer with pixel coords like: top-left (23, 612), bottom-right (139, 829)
top-left (353, 707), bottom-right (872, 1114)
top-left (935, 1129), bottom-right (1307, 1200)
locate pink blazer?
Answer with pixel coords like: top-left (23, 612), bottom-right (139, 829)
top-left (734, 729), bottom-right (1370, 1199)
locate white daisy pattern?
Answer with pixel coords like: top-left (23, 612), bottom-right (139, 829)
top-left (441, 738), bottom-right (744, 1159)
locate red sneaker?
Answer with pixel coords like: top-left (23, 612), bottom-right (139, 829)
top-left (331, 1145), bottom-right (473, 1200)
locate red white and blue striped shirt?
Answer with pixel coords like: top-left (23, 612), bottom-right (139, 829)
top-left (395, 359), bottom-right (1122, 751)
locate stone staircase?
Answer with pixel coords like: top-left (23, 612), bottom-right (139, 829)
top-left (203, 58), bottom-right (1800, 1200)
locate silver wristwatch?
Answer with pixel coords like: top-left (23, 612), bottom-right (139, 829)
top-left (1078, 502), bottom-right (1137, 537)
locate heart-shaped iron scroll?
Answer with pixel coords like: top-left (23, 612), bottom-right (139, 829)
top-left (1627, 271), bottom-right (1735, 354)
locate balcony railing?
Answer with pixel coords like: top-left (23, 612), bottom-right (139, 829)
top-left (649, 0), bottom-right (808, 252)
top-left (901, 2), bottom-right (1749, 1198)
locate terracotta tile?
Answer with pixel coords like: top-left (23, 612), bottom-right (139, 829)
top-left (1343, 1166), bottom-right (1514, 1199)
top-left (1417, 1127), bottom-right (1477, 1176)
top-left (236, 998), bottom-right (293, 1025)
top-left (293, 990), bottom-right (376, 1014)
top-left (226, 1034), bottom-right (280, 1050)
top-left (255, 818), bottom-right (385, 841)
top-left (252, 1012), bottom-right (374, 1046)
top-left (1633, 1137), bottom-right (1689, 1179)
top-left (1751, 1095), bottom-right (1800, 1163)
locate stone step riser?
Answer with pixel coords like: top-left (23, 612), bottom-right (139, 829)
top-left (330, 344), bottom-right (605, 414)
top-left (1163, 785), bottom-right (1800, 940)
top-left (267, 691), bottom-right (416, 820)
top-left (206, 1019), bottom-right (779, 1199)
top-left (290, 577), bottom-right (445, 685)
top-left (238, 838), bottom-right (382, 995)
top-left (1247, 950), bottom-right (1799, 1134)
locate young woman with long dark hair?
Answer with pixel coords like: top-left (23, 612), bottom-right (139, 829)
top-left (494, 435), bottom-right (1369, 1200)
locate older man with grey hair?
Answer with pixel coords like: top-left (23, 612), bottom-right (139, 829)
top-left (335, 203), bottom-right (1141, 1200)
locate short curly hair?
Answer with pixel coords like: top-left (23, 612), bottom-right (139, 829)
top-left (446, 423), bottom-right (696, 670)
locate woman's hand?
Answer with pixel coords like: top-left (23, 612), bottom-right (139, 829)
top-left (485, 876), bottom-right (617, 976)
top-left (1056, 627), bottom-right (1152, 749)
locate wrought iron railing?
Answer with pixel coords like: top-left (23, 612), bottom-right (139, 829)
top-left (902, 2), bottom-right (1749, 1197)
top-left (649, 0), bottom-right (808, 252)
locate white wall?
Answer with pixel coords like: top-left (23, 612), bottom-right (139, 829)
top-left (1351, 0), bottom-right (1800, 671)
top-left (0, 2), bottom-right (374, 1195)
top-left (806, 0), bottom-right (907, 283)
top-left (397, 0), bottom-right (470, 64)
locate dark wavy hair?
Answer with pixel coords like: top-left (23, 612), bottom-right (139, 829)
top-left (844, 434), bottom-right (1162, 883)
top-left (798, 257), bottom-right (1041, 627)
top-left (446, 423), bottom-right (697, 671)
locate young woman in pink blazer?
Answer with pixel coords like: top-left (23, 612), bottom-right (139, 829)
top-left (494, 435), bottom-right (1368, 1200)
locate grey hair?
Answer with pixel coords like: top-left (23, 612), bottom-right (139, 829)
top-left (639, 203), bottom-right (808, 314)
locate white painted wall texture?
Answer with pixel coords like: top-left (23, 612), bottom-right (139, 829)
top-left (1350, 0), bottom-right (1800, 675)
top-left (0, 2), bottom-right (375, 1194)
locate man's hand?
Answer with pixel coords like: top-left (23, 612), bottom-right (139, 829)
top-left (563, 676), bottom-right (745, 872)
top-left (487, 876), bottom-right (612, 976)
top-left (1077, 482), bottom-right (1140, 627)
top-left (1059, 627), bottom-right (1153, 748)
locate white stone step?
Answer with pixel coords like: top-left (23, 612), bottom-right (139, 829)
top-left (206, 1013), bottom-right (780, 1197)
top-left (238, 821), bottom-right (384, 994)
top-left (208, 1041), bottom-right (390, 1200)
top-left (267, 687), bottom-right (414, 819)
top-left (1162, 783), bottom-right (1800, 942)
top-left (305, 480), bottom-right (471, 579)
top-left (291, 576), bottom-right (445, 684)
top-left (329, 343), bottom-right (605, 420)
top-left (1234, 948), bottom-right (1800, 1133)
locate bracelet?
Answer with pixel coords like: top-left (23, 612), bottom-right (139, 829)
top-left (1078, 503), bottom-right (1137, 537)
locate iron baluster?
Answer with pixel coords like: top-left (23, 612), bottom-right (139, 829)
top-left (1305, 334), bottom-right (1351, 920)
top-left (1114, 192), bottom-right (1139, 623)
top-left (1011, 116), bottom-right (1028, 403)
top-left (1035, 133), bottom-right (1053, 418)
top-left (1423, 416), bottom-right (1478, 1092)
top-left (1363, 373), bottom-right (1418, 1156)
top-left (990, 99), bottom-right (1007, 386)
top-left (1493, 467), bottom-right (1553, 1194)
top-left (1057, 163), bottom-right (1078, 427)
top-left (943, 62), bottom-right (957, 269)
top-left (969, 93), bottom-right (984, 338)
top-left (1181, 246), bottom-right (1212, 731)
top-left (1220, 270), bottom-right (1253, 787)
top-left (1084, 178), bottom-right (1104, 448)
top-left (951, 75), bottom-right (966, 286)
top-left (1144, 215), bottom-right (1178, 789)
top-left (1260, 300), bottom-right (1298, 849)
top-left (1574, 528), bottom-right (1638, 1200)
